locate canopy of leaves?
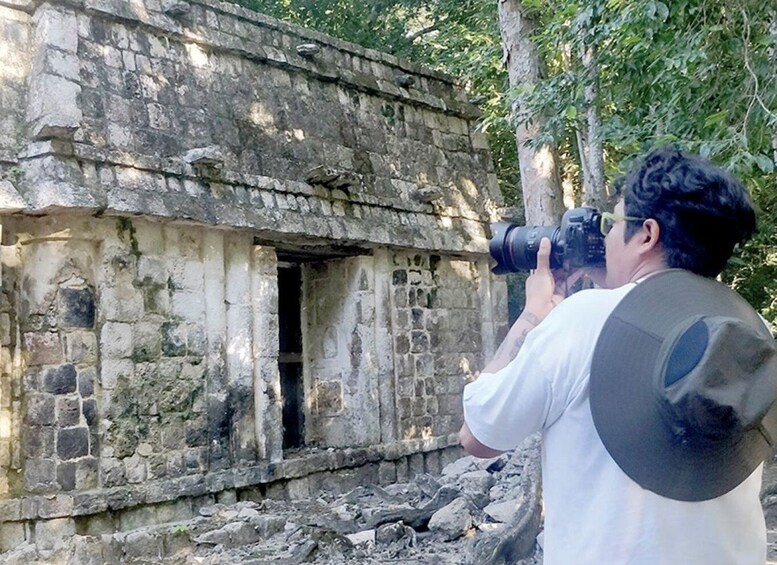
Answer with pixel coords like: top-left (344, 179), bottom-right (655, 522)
top-left (521, 0), bottom-right (776, 322)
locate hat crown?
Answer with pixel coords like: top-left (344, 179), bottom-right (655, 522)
top-left (662, 317), bottom-right (777, 442)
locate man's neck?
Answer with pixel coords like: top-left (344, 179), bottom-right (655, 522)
top-left (628, 259), bottom-right (669, 284)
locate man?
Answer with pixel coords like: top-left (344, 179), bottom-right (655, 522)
top-left (460, 147), bottom-right (776, 564)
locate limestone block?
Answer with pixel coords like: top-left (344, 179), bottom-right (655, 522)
top-left (38, 494), bottom-right (74, 518)
top-left (428, 497), bottom-right (474, 541)
top-left (55, 396), bottom-right (80, 427)
top-left (0, 521), bottom-right (26, 553)
top-left (124, 454), bottom-right (147, 484)
top-left (24, 332), bottom-right (63, 366)
top-left (22, 424), bottom-right (55, 459)
top-left (170, 261), bottom-right (204, 292)
top-left (171, 291), bottom-right (205, 322)
top-left (64, 332), bottom-right (98, 365)
top-left (100, 321), bottom-right (133, 358)
top-left (60, 287), bottom-right (96, 328)
top-left (100, 358), bottom-right (133, 389)
top-left (137, 256), bottom-right (166, 286)
top-left (122, 530), bottom-right (162, 561)
top-left (99, 457), bottom-right (125, 487)
top-left (57, 426), bottom-right (89, 459)
top-left (133, 322), bottom-right (162, 361)
top-left (378, 460), bottom-right (397, 485)
top-left (42, 364), bottom-right (77, 395)
top-left (346, 529), bottom-right (375, 547)
top-left (24, 457), bottom-right (57, 491)
top-left (0, 180), bottom-right (27, 212)
top-left (34, 6), bottom-right (78, 52)
top-left (37, 48), bottom-right (80, 82)
top-left (408, 453), bottom-right (425, 479)
top-left (161, 322), bottom-right (186, 357)
top-left (27, 74), bottom-right (82, 140)
top-left (285, 477), bottom-right (310, 501)
top-left (75, 456), bottom-right (98, 490)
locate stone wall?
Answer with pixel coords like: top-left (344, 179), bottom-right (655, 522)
top-left (0, 0), bottom-right (507, 553)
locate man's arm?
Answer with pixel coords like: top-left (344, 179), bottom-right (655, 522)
top-left (459, 238), bottom-right (575, 457)
top-left (482, 310), bottom-right (542, 373)
top-left (459, 422), bottom-right (505, 457)
top-left (458, 311), bottom-right (540, 457)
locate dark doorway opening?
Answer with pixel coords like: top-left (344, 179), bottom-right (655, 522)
top-left (278, 263), bottom-right (304, 450)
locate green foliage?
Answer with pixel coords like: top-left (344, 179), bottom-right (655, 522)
top-left (518, 0), bottom-right (776, 320)
top-left (171, 524), bottom-right (190, 536)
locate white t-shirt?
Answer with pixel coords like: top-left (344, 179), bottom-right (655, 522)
top-left (463, 284), bottom-right (766, 565)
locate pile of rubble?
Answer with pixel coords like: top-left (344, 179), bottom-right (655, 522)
top-left (6, 435), bottom-right (777, 564)
top-left (1, 440), bottom-right (544, 565)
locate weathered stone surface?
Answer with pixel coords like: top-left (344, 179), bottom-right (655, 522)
top-left (0, 1), bottom-right (508, 551)
top-left (428, 497), bottom-right (474, 541)
top-left (42, 364), bottom-right (77, 395)
top-left (34, 517), bottom-right (75, 551)
top-left (55, 396), bottom-right (80, 427)
top-left (194, 521), bottom-right (261, 547)
top-left (0, 180), bottom-right (27, 212)
top-left (57, 427), bottom-right (89, 460)
top-left (483, 500), bottom-right (518, 523)
top-left (60, 288), bottom-right (96, 328)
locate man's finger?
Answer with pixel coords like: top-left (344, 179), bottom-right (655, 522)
top-left (536, 237), bottom-right (552, 272)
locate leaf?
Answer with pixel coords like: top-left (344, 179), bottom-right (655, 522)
top-left (655, 2), bottom-right (669, 21)
top-left (703, 110), bottom-right (728, 128)
top-left (754, 154), bottom-right (775, 174)
top-left (564, 105), bottom-right (578, 120)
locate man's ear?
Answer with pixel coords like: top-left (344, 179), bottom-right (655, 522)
top-left (639, 219), bottom-right (661, 252)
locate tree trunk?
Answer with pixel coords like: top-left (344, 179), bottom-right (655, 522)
top-left (498, 0), bottom-right (564, 225)
top-left (581, 44), bottom-right (607, 209)
top-left (771, 9), bottom-right (777, 164)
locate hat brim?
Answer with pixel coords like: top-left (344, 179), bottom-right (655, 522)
top-left (590, 270), bottom-right (777, 502)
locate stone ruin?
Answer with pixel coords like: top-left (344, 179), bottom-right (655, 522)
top-left (0, 0), bottom-right (510, 557)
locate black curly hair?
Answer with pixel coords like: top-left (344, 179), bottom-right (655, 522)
top-left (614, 147), bottom-right (756, 278)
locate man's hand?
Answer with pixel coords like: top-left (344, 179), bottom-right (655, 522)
top-left (524, 238), bottom-right (585, 321)
top-left (480, 238), bottom-right (584, 375)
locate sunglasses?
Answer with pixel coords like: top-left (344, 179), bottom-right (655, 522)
top-left (599, 212), bottom-right (648, 236)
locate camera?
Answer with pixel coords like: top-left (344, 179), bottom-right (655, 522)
top-left (489, 207), bottom-right (606, 273)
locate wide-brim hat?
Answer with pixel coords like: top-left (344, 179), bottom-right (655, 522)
top-left (590, 269), bottom-right (777, 502)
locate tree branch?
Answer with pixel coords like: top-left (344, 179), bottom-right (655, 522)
top-left (406, 19), bottom-right (447, 43)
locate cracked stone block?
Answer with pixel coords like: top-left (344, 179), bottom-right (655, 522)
top-left (60, 288), bottom-right (95, 328)
top-left (27, 74), bottom-right (82, 140)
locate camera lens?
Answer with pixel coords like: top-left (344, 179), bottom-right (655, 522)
top-left (489, 222), bottom-right (560, 273)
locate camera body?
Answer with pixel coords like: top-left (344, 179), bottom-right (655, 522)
top-left (489, 207), bottom-right (606, 273)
